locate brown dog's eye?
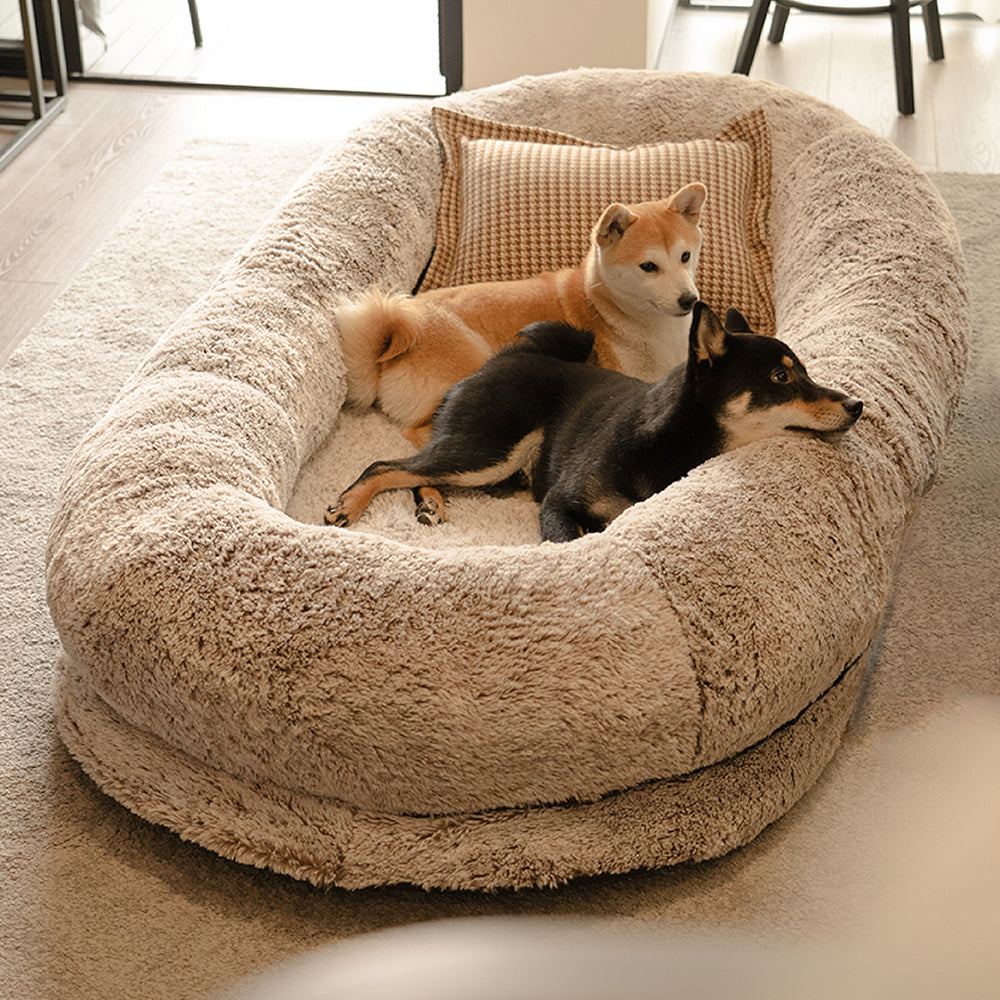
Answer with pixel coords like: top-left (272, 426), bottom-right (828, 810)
top-left (681, 251), bottom-right (691, 263)
top-left (771, 368), bottom-right (790, 384)
top-left (639, 261), bottom-right (659, 273)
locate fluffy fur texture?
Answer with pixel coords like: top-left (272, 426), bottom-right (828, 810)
top-left (46, 70), bottom-right (968, 891)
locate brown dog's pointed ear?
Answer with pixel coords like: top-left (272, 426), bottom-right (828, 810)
top-left (667, 182), bottom-right (707, 225)
top-left (724, 307), bottom-right (752, 334)
top-left (691, 301), bottom-right (727, 364)
top-left (595, 203), bottom-right (639, 248)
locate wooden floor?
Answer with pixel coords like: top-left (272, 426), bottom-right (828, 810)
top-left (0, 85), bottom-right (412, 366)
top-left (1, 9), bottom-right (998, 365)
top-left (659, 6), bottom-right (1000, 172)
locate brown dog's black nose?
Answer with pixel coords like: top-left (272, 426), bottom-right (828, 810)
top-left (844, 398), bottom-right (864, 420)
top-left (678, 293), bottom-right (698, 312)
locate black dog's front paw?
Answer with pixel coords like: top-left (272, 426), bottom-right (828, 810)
top-left (324, 501), bottom-right (350, 527)
top-left (415, 496), bottom-right (442, 526)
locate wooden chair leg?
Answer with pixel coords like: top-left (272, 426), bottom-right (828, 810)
top-left (734, 0), bottom-right (773, 74)
top-left (922, 0), bottom-right (945, 60)
top-left (889, 0), bottom-right (915, 114)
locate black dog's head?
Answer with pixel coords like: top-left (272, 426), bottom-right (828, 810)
top-left (687, 302), bottom-right (863, 451)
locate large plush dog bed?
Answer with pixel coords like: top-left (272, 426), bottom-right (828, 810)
top-left (47, 70), bottom-right (968, 890)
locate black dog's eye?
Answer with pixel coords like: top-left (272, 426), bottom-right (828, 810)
top-left (681, 251), bottom-right (691, 263)
top-left (771, 368), bottom-right (790, 384)
top-left (639, 261), bottom-right (659, 273)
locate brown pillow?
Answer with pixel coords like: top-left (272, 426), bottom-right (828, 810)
top-left (418, 106), bottom-right (774, 338)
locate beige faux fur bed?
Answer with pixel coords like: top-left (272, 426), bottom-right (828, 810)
top-left (46, 70), bottom-right (968, 891)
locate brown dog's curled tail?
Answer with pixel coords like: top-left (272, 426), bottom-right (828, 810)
top-left (335, 287), bottom-right (422, 408)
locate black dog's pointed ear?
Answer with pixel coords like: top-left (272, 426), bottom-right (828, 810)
top-left (691, 301), bottom-right (727, 364)
top-left (724, 307), bottom-right (753, 334)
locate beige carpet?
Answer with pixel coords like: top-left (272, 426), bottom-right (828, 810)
top-left (1, 140), bottom-right (997, 1000)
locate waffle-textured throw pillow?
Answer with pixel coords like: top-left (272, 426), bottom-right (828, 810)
top-left (418, 106), bottom-right (775, 337)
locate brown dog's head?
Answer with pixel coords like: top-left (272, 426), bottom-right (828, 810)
top-left (590, 182), bottom-right (706, 320)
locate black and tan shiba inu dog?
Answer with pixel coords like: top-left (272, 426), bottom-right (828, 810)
top-left (325, 303), bottom-right (863, 542)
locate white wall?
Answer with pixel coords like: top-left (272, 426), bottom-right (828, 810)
top-left (647, 0), bottom-right (676, 68)
top-left (462, 0), bottom-right (674, 91)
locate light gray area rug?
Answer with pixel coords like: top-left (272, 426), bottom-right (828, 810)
top-left (1, 140), bottom-right (997, 1000)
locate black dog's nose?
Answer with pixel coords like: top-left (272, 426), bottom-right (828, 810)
top-left (678, 293), bottom-right (698, 312)
top-left (844, 398), bottom-right (864, 420)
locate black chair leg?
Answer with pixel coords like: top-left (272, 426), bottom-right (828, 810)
top-left (922, 0), bottom-right (945, 60)
top-left (889, 0), bottom-right (915, 114)
top-left (768, 3), bottom-right (790, 43)
top-left (188, 0), bottom-right (203, 48)
top-left (734, 0), bottom-right (773, 74)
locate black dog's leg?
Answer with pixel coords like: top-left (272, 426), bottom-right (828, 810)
top-left (538, 484), bottom-right (622, 542)
top-left (413, 486), bottom-right (444, 525)
top-left (401, 424), bottom-right (447, 525)
top-left (327, 432), bottom-right (537, 528)
top-left (538, 491), bottom-right (588, 543)
top-left (325, 458), bottom-right (429, 527)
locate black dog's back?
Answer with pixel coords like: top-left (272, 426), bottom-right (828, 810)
top-left (394, 322), bottom-right (608, 489)
top-left (431, 322), bottom-right (627, 448)
top-left (512, 321), bottom-right (596, 364)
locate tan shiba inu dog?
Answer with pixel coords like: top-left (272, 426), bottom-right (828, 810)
top-left (336, 182), bottom-right (707, 448)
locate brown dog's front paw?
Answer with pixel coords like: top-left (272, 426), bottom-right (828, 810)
top-left (324, 501), bottom-right (350, 527)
